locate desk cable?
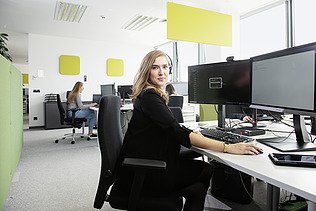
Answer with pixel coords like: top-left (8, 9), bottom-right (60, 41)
top-left (238, 172), bottom-right (254, 202)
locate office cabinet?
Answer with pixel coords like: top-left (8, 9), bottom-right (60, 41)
top-left (44, 101), bottom-right (71, 130)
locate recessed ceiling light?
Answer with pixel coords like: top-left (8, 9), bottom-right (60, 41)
top-left (53, 1), bottom-right (87, 23)
top-left (122, 14), bottom-right (160, 31)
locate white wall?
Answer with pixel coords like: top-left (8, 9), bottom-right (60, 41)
top-left (13, 63), bottom-right (28, 74)
top-left (28, 34), bottom-right (152, 127)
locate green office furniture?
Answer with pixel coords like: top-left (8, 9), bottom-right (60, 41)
top-left (199, 104), bottom-right (218, 121)
top-left (59, 55), bottom-right (80, 75)
top-left (0, 55), bottom-right (23, 209)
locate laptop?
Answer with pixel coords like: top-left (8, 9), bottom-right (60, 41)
top-left (92, 94), bottom-right (102, 104)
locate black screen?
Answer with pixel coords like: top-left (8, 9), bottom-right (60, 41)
top-left (92, 94), bottom-right (102, 103)
top-left (117, 85), bottom-right (132, 99)
top-left (188, 59), bottom-right (250, 105)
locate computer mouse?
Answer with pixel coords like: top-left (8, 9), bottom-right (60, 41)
top-left (257, 148), bottom-right (263, 154)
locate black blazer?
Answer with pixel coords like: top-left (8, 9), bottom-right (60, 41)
top-left (114, 89), bottom-right (192, 194)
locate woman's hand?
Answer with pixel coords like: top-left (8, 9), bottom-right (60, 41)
top-left (90, 102), bottom-right (97, 106)
top-left (242, 115), bottom-right (253, 122)
top-left (226, 142), bottom-right (263, 155)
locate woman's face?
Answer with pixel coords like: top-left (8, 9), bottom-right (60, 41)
top-left (79, 84), bottom-right (84, 93)
top-left (149, 56), bottom-right (169, 89)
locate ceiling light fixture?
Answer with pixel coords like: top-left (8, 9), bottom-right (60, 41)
top-left (54, 1), bottom-right (87, 23)
top-left (122, 15), bottom-right (159, 31)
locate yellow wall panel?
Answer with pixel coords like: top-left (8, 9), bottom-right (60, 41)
top-left (167, 2), bottom-right (232, 46)
top-left (22, 73), bottom-right (28, 84)
top-left (106, 58), bottom-right (124, 76)
top-left (59, 55), bottom-right (80, 75)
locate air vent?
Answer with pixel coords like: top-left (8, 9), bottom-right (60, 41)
top-left (54, 1), bottom-right (87, 23)
top-left (122, 15), bottom-right (159, 31)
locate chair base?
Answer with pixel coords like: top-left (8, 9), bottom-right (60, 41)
top-left (55, 127), bottom-right (91, 144)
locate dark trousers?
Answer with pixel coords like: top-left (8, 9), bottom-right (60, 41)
top-left (175, 159), bottom-right (213, 211)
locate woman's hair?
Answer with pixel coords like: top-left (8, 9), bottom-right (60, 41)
top-left (131, 50), bottom-right (171, 103)
top-left (165, 83), bottom-right (176, 96)
top-left (67, 81), bottom-right (83, 103)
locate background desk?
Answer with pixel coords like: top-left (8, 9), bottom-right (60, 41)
top-left (90, 104), bottom-right (133, 135)
top-left (184, 120), bottom-right (316, 210)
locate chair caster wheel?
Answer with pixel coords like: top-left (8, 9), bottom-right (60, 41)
top-left (55, 140), bottom-right (59, 143)
top-left (87, 137), bottom-right (91, 141)
top-left (71, 141), bottom-right (75, 144)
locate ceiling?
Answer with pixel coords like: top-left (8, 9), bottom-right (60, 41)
top-left (0, 0), bottom-right (278, 64)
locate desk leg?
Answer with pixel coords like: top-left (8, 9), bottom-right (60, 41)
top-left (267, 184), bottom-right (280, 211)
top-left (307, 201), bottom-right (316, 211)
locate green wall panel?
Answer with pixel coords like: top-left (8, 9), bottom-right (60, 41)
top-left (10, 65), bottom-right (23, 169)
top-left (199, 104), bottom-right (218, 121)
top-left (0, 55), bottom-right (23, 209)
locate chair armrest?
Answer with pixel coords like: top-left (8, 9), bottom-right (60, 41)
top-left (122, 158), bottom-right (167, 211)
top-left (123, 158), bottom-right (166, 171)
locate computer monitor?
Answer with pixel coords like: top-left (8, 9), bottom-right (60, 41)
top-left (251, 42), bottom-right (316, 151)
top-left (188, 59), bottom-right (251, 105)
top-left (92, 94), bottom-right (102, 103)
top-left (100, 84), bottom-right (115, 96)
top-left (167, 82), bottom-right (188, 96)
top-left (117, 85), bottom-right (132, 100)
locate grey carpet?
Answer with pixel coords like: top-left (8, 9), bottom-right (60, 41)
top-left (4, 127), bottom-right (274, 211)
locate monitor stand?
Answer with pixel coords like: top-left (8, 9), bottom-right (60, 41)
top-left (216, 105), bottom-right (266, 136)
top-left (258, 114), bottom-right (316, 152)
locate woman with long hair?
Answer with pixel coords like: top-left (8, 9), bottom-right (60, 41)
top-left (67, 81), bottom-right (97, 137)
top-left (111, 50), bottom-right (263, 211)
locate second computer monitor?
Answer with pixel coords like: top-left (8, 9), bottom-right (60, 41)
top-left (188, 59), bottom-right (251, 105)
top-left (117, 85), bottom-right (133, 100)
top-left (100, 84), bottom-right (115, 96)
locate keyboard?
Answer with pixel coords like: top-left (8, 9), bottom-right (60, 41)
top-left (200, 128), bottom-right (255, 144)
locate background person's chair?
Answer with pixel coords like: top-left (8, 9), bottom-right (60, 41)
top-left (169, 107), bottom-right (203, 160)
top-left (55, 94), bottom-right (89, 144)
top-left (94, 95), bottom-right (183, 211)
top-left (168, 95), bottom-right (184, 109)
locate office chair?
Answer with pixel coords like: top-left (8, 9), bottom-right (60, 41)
top-left (94, 95), bottom-right (183, 211)
top-left (168, 95), bottom-right (184, 109)
top-left (55, 94), bottom-right (90, 144)
top-left (169, 107), bottom-right (203, 160)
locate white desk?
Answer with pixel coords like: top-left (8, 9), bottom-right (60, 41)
top-left (184, 120), bottom-right (316, 210)
top-left (90, 103), bottom-right (133, 112)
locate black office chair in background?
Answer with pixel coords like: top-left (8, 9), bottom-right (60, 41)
top-left (94, 95), bottom-right (183, 211)
top-left (169, 107), bottom-right (203, 160)
top-left (55, 94), bottom-right (90, 144)
top-left (168, 95), bottom-right (184, 109)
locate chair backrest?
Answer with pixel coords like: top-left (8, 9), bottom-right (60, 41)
top-left (56, 94), bottom-right (65, 125)
top-left (169, 107), bottom-right (184, 123)
top-left (98, 95), bottom-right (123, 175)
top-left (94, 95), bottom-right (123, 209)
top-left (168, 95), bottom-right (184, 109)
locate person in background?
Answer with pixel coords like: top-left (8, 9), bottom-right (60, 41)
top-left (111, 50), bottom-right (263, 211)
top-left (67, 81), bottom-right (97, 137)
top-left (165, 83), bottom-right (176, 96)
top-left (226, 105), bottom-right (253, 123)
